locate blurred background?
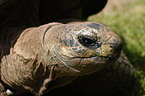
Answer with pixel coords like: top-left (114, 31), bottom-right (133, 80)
top-left (88, 0), bottom-right (145, 95)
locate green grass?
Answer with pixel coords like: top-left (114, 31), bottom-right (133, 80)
top-left (88, 0), bottom-right (145, 95)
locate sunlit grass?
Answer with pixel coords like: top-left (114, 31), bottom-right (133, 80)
top-left (88, 0), bottom-right (145, 95)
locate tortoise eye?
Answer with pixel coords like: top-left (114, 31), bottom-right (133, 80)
top-left (79, 36), bottom-right (96, 46)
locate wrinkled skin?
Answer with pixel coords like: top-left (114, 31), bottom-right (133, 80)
top-left (0, 0), bottom-right (136, 96)
top-left (0, 22), bottom-right (136, 96)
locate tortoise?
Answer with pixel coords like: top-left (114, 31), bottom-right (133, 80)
top-left (0, 0), bottom-right (136, 96)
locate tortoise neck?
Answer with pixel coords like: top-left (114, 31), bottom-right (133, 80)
top-left (0, 27), bottom-right (24, 60)
top-left (0, 0), bottom-right (40, 59)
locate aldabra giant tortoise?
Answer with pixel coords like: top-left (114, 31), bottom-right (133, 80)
top-left (0, 0), bottom-right (136, 96)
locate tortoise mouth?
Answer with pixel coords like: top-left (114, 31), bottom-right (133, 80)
top-left (66, 55), bottom-right (115, 74)
top-left (51, 45), bottom-right (116, 75)
top-left (71, 56), bottom-right (111, 63)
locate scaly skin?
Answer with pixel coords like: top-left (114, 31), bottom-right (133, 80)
top-left (0, 22), bottom-right (136, 96)
top-left (47, 51), bottom-right (136, 96)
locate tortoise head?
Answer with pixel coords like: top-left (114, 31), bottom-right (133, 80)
top-left (43, 22), bottom-right (123, 76)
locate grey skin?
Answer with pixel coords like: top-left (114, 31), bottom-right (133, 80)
top-left (1, 22), bottom-right (136, 96)
top-left (0, 0), bottom-right (136, 96)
